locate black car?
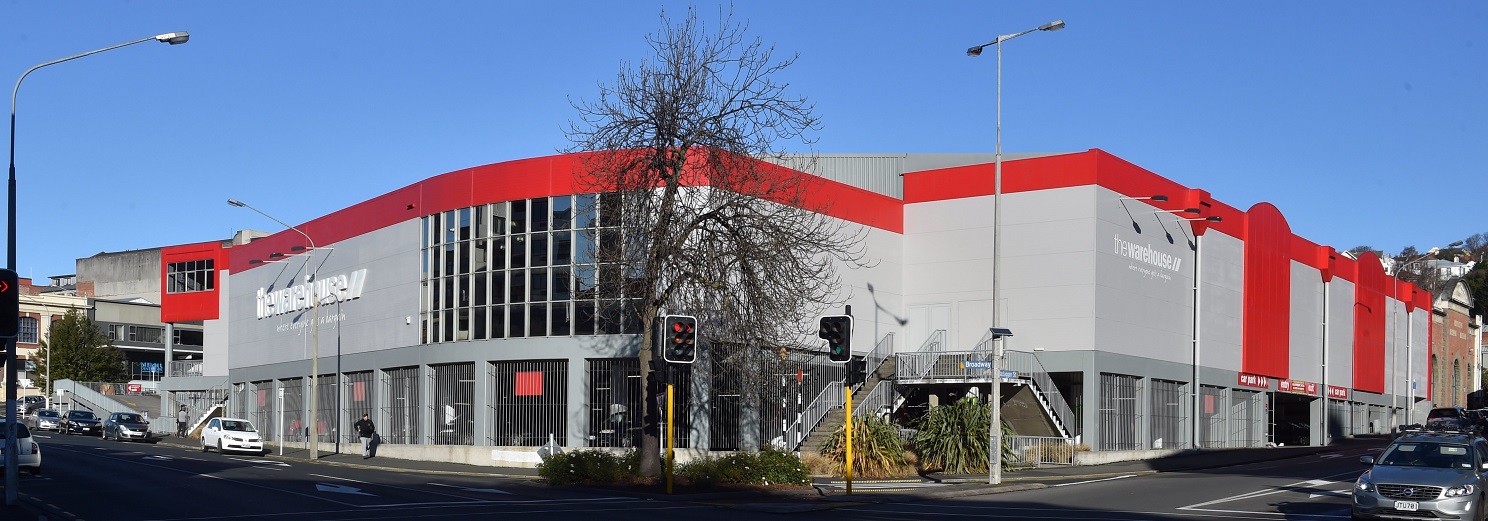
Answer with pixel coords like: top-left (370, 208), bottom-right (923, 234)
top-left (63, 410), bottom-right (102, 436)
top-left (103, 412), bottom-right (154, 442)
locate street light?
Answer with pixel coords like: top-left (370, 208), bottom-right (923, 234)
top-left (228, 198), bottom-right (323, 459)
top-left (1168, 212), bottom-right (1221, 448)
top-left (5, 31), bottom-right (188, 506)
top-left (967, 18), bottom-right (1064, 486)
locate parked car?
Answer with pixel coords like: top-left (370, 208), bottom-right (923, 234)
top-left (0, 422), bottom-right (42, 476)
top-left (200, 418), bottom-right (264, 455)
top-left (27, 409), bottom-right (61, 432)
top-left (1353, 430), bottom-right (1488, 520)
top-left (103, 412), bottom-right (154, 442)
top-left (62, 410), bottom-right (102, 436)
top-left (21, 395), bottom-right (45, 414)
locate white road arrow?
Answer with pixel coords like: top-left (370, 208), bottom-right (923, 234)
top-left (316, 483), bottom-right (375, 496)
top-left (428, 482), bottom-right (513, 494)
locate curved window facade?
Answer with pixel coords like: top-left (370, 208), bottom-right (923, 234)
top-left (420, 194), bottom-right (641, 343)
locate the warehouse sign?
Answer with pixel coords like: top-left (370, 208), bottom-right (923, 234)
top-left (255, 269), bottom-right (368, 319)
top-left (1113, 234), bottom-right (1184, 275)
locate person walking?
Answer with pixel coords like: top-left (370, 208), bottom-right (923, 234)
top-left (353, 413), bottom-right (376, 459)
top-left (176, 405), bottom-right (189, 437)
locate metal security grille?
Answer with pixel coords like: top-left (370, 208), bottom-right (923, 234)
top-left (490, 360), bottom-right (567, 446)
top-left (344, 371), bottom-right (374, 441)
top-left (1327, 399), bottom-right (1350, 439)
top-left (281, 377), bottom-right (305, 441)
top-left (431, 363), bottom-right (476, 445)
top-left (382, 367), bottom-right (420, 444)
top-left (1230, 389), bottom-right (1263, 447)
top-left (1149, 379), bottom-right (1186, 449)
top-left (1099, 373), bottom-right (1142, 450)
top-left (585, 358), bottom-right (693, 449)
top-left (315, 375), bottom-right (336, 443)
top-left (1352, 402), bottom-right (1369, 434)
top-left (1199, 385), bottom-right (1227, 448)
top-left (245, 381), bottom-right (274, 441)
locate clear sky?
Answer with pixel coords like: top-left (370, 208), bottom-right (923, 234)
top-left (4, 1), bottom-right (1484, 283)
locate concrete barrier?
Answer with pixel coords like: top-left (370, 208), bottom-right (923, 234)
top-left (1073, 448), bottom-right (1198, 466)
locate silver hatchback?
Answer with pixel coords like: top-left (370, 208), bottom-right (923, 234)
top-left (1354, 432), bottom-right (1488, 520)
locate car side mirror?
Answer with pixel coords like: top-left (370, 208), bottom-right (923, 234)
top-left (1360, 456), bottom-right (1376, 465)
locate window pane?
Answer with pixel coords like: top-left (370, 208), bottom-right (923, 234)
top-left (490, 305), bottom-right (505, 339)
top-left (458, 207), bottom-right (471, 241)
top-left (554, 232), bottom-right (571, 266)
top-left (443, 277), bottom-right (455, 309)
top-left (575, 301), bottom-right (596, 335)
top-left (576, 194), bottom-right (597, 229)
top-left (532, 234), bottom-right (549, 267)
top-left (490, 271), bottom-right (506, 304)
top-left (599, 300), bottom-right (621, 334)
top-left (474, 205), bottom-right (488, 238)
top-left (509, 304), bottom-right (525, 337)
top-left (599, 193), bottom-right (622, 227)
top-left (599, 265), bottom-right (620, 299)
top-left (511, 200), bottom-right (526, 234)
top-left (473, 307), bottom-right (487, 340)
top-left (443, 310), bottom-right (455, 342)
top-left (574, 265), bottom-right (596, 300)
top-left (492, 237), bottom-right (507, 270)
top-left (552, 267), bottom-right (571, 300)
top-left (509, 269), bottom-right (526, 304)
top-left (550, 302), bottom-right (570, 336)
top-left (473, 239), bottom-right (488, 272)
top-left (530, 268), bottom-right (548, 302)
top-left (457, 308), bottom-right (470, 341)
top-left (444, 211), bottom-right (457, 243)
top-left (529, 303), bottom-right (547, 336)
top-left (491, 202), bottom-right (508, 236)
top-left (553, 195), bottom-right (572, 230)
top-left (457, 241), bottom-right (470, 274)
top-left (531, 198), bottom-right (549, 233)
top-left (576, 231), bottom-right (594, 265)
top-left (443, 244), bottom-right (457, 276)
top-left (458, 275), bottom-right (470, 307)
top-left (511, 235), bottom-right (526, 269)
top-left (474, 273), bottom-right (488, 306)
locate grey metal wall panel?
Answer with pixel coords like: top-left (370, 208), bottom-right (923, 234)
top-left (1328, 278), bottom-right (1357, 390)
top-left (1092, 187), bottom-right (1191, 363)
top-left (1290, 261), bottom-right (1324, 384)
top-left (1199, 232), bottom-right (1245, 374)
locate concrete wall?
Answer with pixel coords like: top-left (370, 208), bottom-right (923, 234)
top-left (78, 249), bottom-right (162, 302)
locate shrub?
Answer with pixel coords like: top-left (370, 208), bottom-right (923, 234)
top-left (676, 446), bottom-right (811, 487)
top-left (818, 414), bottom-right (912, 479)
top-left (910, 395), bottom-right (1015, 474)
top-left (537, 449), bottom-right (638, 486)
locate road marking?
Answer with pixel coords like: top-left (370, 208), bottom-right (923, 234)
top-left (316, 483), bottom-right (375, 496)
top-left (1309, 489), bottom-right (1351, 499)
top-left (228, 457), bottom-right (290, 467)
top-left (1052, 475), bottom-right (1135, 487)
top-left (429, 482), bottom-right (513, 494)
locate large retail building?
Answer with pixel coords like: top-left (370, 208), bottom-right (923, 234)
top-left (157, 148), bottom-right (1481, 463)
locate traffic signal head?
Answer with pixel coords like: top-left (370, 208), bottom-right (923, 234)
top-left (661, 315), bottom-right (697, 364)
top-left (819, 315), bottom-right (853, 362)
top-left (0, 269), bottom-right (16, 340)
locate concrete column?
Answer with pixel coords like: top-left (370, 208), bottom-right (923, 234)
top-left (474, 362), bottom-right (491, 446)
top-left (164, 323), bottom-right (175, 378)
top-left (566, 356), bottom-right (587, 448)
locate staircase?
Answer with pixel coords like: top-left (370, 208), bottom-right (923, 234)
top-left (800, 356), bottom-right (898, 455)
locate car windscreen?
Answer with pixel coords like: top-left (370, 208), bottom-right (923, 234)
top-left (115, 414), bottom-right (143, 423)
top-left (1379, 442), bottom-right (1475, 469)
top-left (221, 420), bottom-right (256, 432)
top-left (37, 410), bottom-right (58, 418)
top-left (0, 424), bottom-right (30, 439)
top-left (67, 411), bottom-right (97, 420)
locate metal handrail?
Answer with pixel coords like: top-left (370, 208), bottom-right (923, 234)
top-left (1003, 350), bottom-right (1077, 440)
top-left (864, 333), bottom-right (894, 384)
top-left (919, 329), bottom-right (946, 353)
top-left (852, 377), bottom-right (898, 418)
top-left (782, 380), bottom-right (844, 451)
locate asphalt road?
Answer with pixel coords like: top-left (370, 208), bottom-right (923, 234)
top-left (829, 440), bottom-right (1388, 520)
top-left (12, 432), bottom-right (735, 521)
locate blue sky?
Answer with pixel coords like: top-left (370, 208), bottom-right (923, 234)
top-left (4, 1), bottom-right (1484, 282)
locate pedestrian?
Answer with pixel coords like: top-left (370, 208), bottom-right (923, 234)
top-left (354, 413), bottom-right (376, 459)
top-left (176, 405), bottom-right (189, 437)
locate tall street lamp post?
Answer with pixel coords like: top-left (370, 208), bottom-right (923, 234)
top-left (6, 31), bottom-right (188, 505)
top-left (966, 18), bottom-right (1064, 485)
top-left (228, 199), bottom-right (322, 459)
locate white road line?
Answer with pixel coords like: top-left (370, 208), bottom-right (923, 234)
top-left (309, 473), bottom-right (497, 501)
top-left (1051, 474), bottom-right (1135, 487)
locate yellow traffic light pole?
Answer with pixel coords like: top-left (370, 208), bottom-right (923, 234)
top-left (666, 384), bottom-right (675, 494)
top-left (845, 387), bottom-right (853, 495)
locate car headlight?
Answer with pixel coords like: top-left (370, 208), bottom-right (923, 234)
top-left (1446, 484), bottom-right (1477, 497)
top-left (1356, 472), bottom-right (1374, 492)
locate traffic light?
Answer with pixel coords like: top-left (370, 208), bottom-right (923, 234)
top-left (661, 315), bottom-right (697, 364)
top-left (820, 315), bottom-right (853, 362)
top-left (642, 372), bottom-right (661, 437)
top-left (0, 269), bottom-right (15, 340)
top-left (846, 357), bottom-right (867, 386)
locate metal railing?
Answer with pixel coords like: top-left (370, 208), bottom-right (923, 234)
top-left (170, 360), bottom-right (204, 377)
top-left (852, 377), bottom-right (898, 419)
top-left (1002, 350), bottom-right (1077, 440)
top-left (863, 333), bottom-right (894, 386)
top-left (919, 329), bottom-right (946, 353)
top-left (896, 350), bottom-right (990, 381)
top-left (782, 380), bottom-right (844, 451)
top-left (1006, 435), bottom-right (1076, 468)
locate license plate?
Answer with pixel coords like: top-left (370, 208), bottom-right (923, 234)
top-left (1395, 501), bottom-right (1420, 511)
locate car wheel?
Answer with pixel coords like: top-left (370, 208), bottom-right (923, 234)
top-left (218, 440), bottom-right (225, 453)
top-left (201, 439), bottom-right (210, 452)
top-left (26, 466), bottom-right (39, 477)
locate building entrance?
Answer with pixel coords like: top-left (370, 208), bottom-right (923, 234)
top-left (1269, 392), bottom-right (1314, 446)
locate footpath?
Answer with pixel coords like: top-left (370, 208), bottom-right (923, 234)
top-left (1, 435), bottom-right (1386, 519)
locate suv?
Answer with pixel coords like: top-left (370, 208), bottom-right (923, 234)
top-left (1353, 431), bottom-right (1488, 520)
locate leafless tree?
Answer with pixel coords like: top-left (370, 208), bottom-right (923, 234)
top-left (564, 7), bottom-right (869, 476)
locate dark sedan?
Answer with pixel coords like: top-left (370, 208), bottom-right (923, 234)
top-left (63, 410), bottom-right (102, 436)
top-left (103, 412), bottom-right (154, 442)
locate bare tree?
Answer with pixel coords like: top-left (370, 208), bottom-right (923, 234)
top-left (564, 8), bottom-right (869, 476)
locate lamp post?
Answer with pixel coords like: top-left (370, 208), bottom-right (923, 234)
top-left (1390, 245), bottom-right (1454, 426)
top-left (228, 199), bottom-right (322, 459)
top-left (1174, 213), bottom-right (1221, 448)
top-left (6, 31), bottom-right (188, 505)
top-left (967, 19), bottom-right (1064, 485)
